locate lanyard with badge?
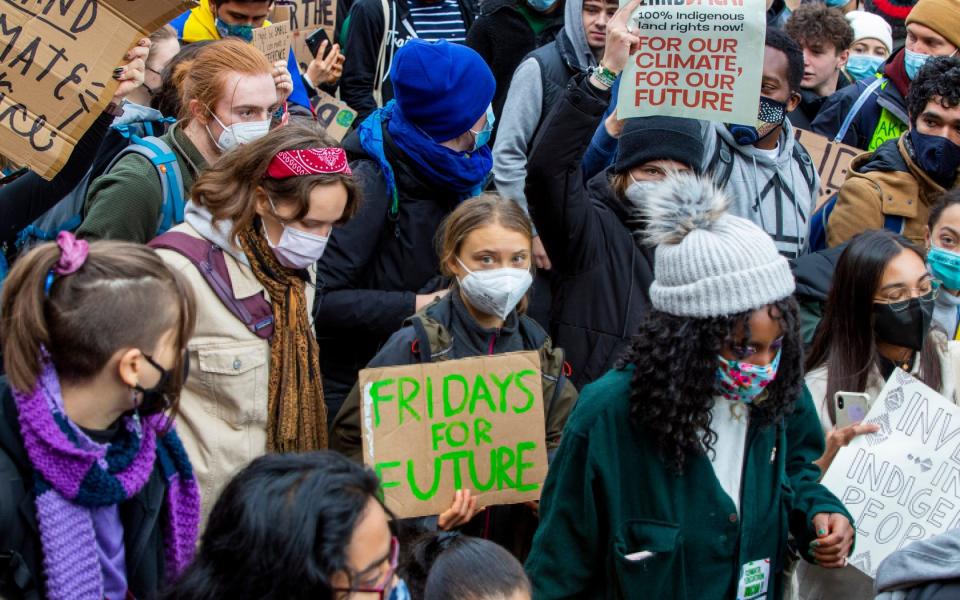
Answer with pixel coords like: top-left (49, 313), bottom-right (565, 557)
top-left (736, 558), bottom-right (771, 600)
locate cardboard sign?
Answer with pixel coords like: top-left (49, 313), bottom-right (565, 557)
top-left (618, 0), bottom-right (767, 126)
top-left (795, 128), bottom-right (862, 209)
top-left (274, 0), bottom-right (337, 72)
top-left (0, 0), bottom-right (194, 179)
top-left (358, 351), bottom-right (549, 519)
top-left (822, 369), bottom-right (960, 579)
top-left (253, 7), bottom-right (292, 63)
top-left (313, 91), bottom-right (356, 141)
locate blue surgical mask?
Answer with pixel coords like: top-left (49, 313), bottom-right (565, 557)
top-left (825, 0), bottom-right (850, 6)
top-left (527, 0), bottom-right (558, 11)
top-left (215, 17), bottom-right (255, 42)
top-left (928, 246), bottom-right (960, 291)
top-left (845, 54), bottom-right (884, 81)
top-left (470, 106), bottom-right (495, 151)
top-left (715, 350), bottom-right (781, 404)
top-left (905, 48), bottom-right (931, 81)
top-left (909, 128), bottom-right (960, 188)
top-left (389, 579), bottom-right (411, 600)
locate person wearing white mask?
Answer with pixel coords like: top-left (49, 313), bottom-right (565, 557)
top-left (843, 10), bottom-right (893, 82)
top-left (80, 38), bottom-right (287, 243)
top-left (152, 124), bottom-right (360, 523)
top-left (331, 194), bottom-right (578, 556)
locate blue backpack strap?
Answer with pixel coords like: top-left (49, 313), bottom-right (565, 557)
top-left (806, 193), bottom-right (839, 253)
top-left (834, 77), bottom-right (885, 144)
top-left (104, 134), bottom-right (185, 235)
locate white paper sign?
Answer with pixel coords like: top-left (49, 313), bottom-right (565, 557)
top-left (822, 369), bottom-right (960, 578)
top-left (617, 0), bottom-right (766, 126)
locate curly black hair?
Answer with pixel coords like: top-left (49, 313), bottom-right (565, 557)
top-left (765, 27), bottom-right (805, 93)
top-left (907, 56), bottom-right (960, 125)
top-left (784, 4), bottom-right (854, 55)
top-left (616, 297), bottom-right (804, 473)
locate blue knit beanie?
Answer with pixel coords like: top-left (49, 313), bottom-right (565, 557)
top-left (390, 39), bottom-right (496, 142)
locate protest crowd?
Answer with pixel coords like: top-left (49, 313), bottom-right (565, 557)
top-left (3, 0), bottom-right (960, 597)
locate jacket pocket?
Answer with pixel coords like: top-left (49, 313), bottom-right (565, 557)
top-left (195, 341), bottom-right (268, 428)
top-left (612, 519), bottom-right (686, 599)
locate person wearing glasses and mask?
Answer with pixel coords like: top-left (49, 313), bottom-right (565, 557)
top-left (163, 451), bottom-right (411, 600)
top-left (799, 229), bottom-right (960, 599)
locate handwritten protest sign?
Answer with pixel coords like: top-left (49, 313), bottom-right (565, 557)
top-left (795, 128), bottom-right (861, 209)
top-left (822, 369), bottom-right (960, 578)
top-left (253, 7), bottom-right (292, 63)
top-left (359, 351), bottom-right (548, 519)
top-left (618, 0), bottom-right (766, 126)
top-left (0, 0), bottom-right (193, 179)
top-left (313, 91), bottom-right (356, 141)
top-left (275, 0), bottom-right (337, 71)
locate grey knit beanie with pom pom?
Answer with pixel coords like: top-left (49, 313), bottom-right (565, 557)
top-left (643, 174), bottom-right (795, 318)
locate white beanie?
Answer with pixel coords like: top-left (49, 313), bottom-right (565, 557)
top-left (846, 10), bottom-right (894, 54)
top-left (642, 175), bottom-right (795, 318)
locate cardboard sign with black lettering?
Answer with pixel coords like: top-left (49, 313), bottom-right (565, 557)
top-left (313, 91), bottom-right (356, 141)
top-left (274, 0), bottom-right (337, 71)
top-left (822, 369), bottom-right (960, 578)
top-left (359, 351), bottom-right (548, 519)
top-left (795, 128), bottom-right (862, 209)
top-left (253, 6), bottom-right (292, 63)
top-left (0, 0), bottom-right (194, 179)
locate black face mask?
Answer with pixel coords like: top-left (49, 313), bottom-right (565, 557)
top-left (134, 352), bottom-right (189, 415)
top-left (873, 293), bottom-right (935, 352)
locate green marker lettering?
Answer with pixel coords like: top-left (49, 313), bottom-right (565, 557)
top-left (426, 375), bottom-right (435, 420)
top-left (468, 449), bottom-right (495, 491)
top-left (473, 417), bottom-right (493, 445)
top-left (440, 450), bottom-right (472, 489)
top-left (431, 422), bottom-right (446, 451)
top-left (496, 445), bottom-right (517, 490)
top-left (408, 457), bottom-right (442, 500)
top-left (469, 374), bottom-right (496, 414)
top-left (512, 370), bottom-right (537, 414)
top-left (375, 461), bottom-right (402, 489)
top-left (489, 372), bottom-right (514, 412)
top-left (445, 421), bottom-right (469, 448)
top-left (397, 376), bottom-right (421, 424)
top-left (370, 378), bottom-right (396, 427)
top-left (443, 374), bottom-right (469, 417)
top-left (514, 441), bottom-right (539, 492)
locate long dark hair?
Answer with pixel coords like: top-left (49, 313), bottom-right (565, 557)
top-left (163, 451), bottom-right (387, 600)
top-left (806, 230), bottom-right (943, 424)
top-left (617, 297), bottom-right (804, 472)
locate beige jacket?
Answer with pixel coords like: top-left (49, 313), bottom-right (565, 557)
top-left (157, 219), bottom-right (315, 524)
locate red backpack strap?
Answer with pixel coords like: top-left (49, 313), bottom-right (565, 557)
top-left (149, 232), bottom-right (274, 339)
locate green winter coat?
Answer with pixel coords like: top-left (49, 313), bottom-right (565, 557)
top-left (525, 366), bottom-right (852, 600)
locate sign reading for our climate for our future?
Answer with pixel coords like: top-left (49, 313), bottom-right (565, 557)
top-left (618, 0), bottom-right (767, 126)
top-left (359, 352), bottom-right (548, 519)
top-left (823, 368), bottom-right (960, 578)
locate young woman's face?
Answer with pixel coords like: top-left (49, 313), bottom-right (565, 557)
top-left (449, 223), bottom-right (532, 278)
top-left (331, 498), bottom-right (397, 599)
top-left (874, 249), bottom-right (934, 305)
top-left (628, 159), bottom-right (692, 182)
top-left (257, 181), bottom-right (350, 244)
top-left (926, 204), bottom-right (960, 252)
top-left (850, 38), bottom-right (889, 59)
top-left (720, 306), bottom-right (784, 367)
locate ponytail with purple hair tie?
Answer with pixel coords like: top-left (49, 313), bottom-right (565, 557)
top-left (43, 231), bottom-right (89, 295)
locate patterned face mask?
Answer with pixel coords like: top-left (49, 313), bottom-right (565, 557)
top-left (715, 350), bottom-right (781, 404)
top-left (725, 96), bottom-right (788, 146)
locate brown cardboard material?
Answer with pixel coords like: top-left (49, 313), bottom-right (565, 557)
top-left (358, 351), bottom-right (549, 519)
top-left (0, 0), bottom-right (194, 180)
top-left (253, 7), bottom-right (292, 63)
top-left (795, 128), bottom-right (862, 209)
top-left (313, 91), bottom-right (356, 141)
top-left (275, 0), bottom-right (337, 72)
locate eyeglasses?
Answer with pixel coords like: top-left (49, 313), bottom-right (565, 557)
top-left (874, 280), bottom-right (940, 312)
top-left (332, 536), bottom-right (400, 599)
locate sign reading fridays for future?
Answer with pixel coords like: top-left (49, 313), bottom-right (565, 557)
top-left (0, 0), bottom-right (195, 179)
top-left (618, 0), bottom-right (766, 126)
top-left (822, 369), bottom-right (960, 578)
top-left (359, 351), bottom-right (548, 519)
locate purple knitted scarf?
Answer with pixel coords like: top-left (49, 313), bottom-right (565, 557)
top-left (12, 359), bottom-right (200, 600)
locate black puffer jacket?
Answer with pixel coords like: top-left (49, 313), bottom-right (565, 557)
top-left (314, 123), bottom-right (458, 422)
top-left (525, 73), bottom-right (655, 389)
top-left (0, 380), bottom-right (169, 600)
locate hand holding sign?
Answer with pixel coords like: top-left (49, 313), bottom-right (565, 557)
top-left (438, 489), bottom-right (481, 530)
top-left (810, 513), bottom-right (855, 568)
top-left (593, 0), bottom-right (644, 80)
top-left (273, 60), bottom-right (295, 103)
top-left (112, 38), bottom-right (150, 104)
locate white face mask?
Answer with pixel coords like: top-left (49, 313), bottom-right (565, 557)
top-left (456, 258), bottom-right (533, 320)
top-left (624, 176), bottom-right (663, 209)
top-left (263, 197), bottom-right (329, 269)
top-left (206, 108), bottom-right (271, 152)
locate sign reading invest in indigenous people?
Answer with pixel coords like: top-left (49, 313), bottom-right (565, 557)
top-left (0, 0), bottom-right (193, 179)
top-left (359, 351), bottom-right (548, 519)
top-left (823, 369), bottom-right (960, 578)
top-left (618, 0), bottom-right (767, 126)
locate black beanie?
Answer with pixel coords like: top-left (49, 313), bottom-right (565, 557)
top-left (613, 116), bottom-right (704, 174)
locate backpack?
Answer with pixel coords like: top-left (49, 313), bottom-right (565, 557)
top-left (804, 192), bottom-right (905, 253)
top-left (706, 133), bottom-right (819, 199)
top-left (148, 232), bottom-right (275, 340)
top-left (15, 117), bottom-right (184, 251)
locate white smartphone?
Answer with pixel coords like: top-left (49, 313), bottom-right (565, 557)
top-left (834, 392), bottom-right (871, 428)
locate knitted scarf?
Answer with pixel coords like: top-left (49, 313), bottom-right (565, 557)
top-left (12, 359), bottom-right (200, 600)
top-left (238, 223), bottom-right (327, 452)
